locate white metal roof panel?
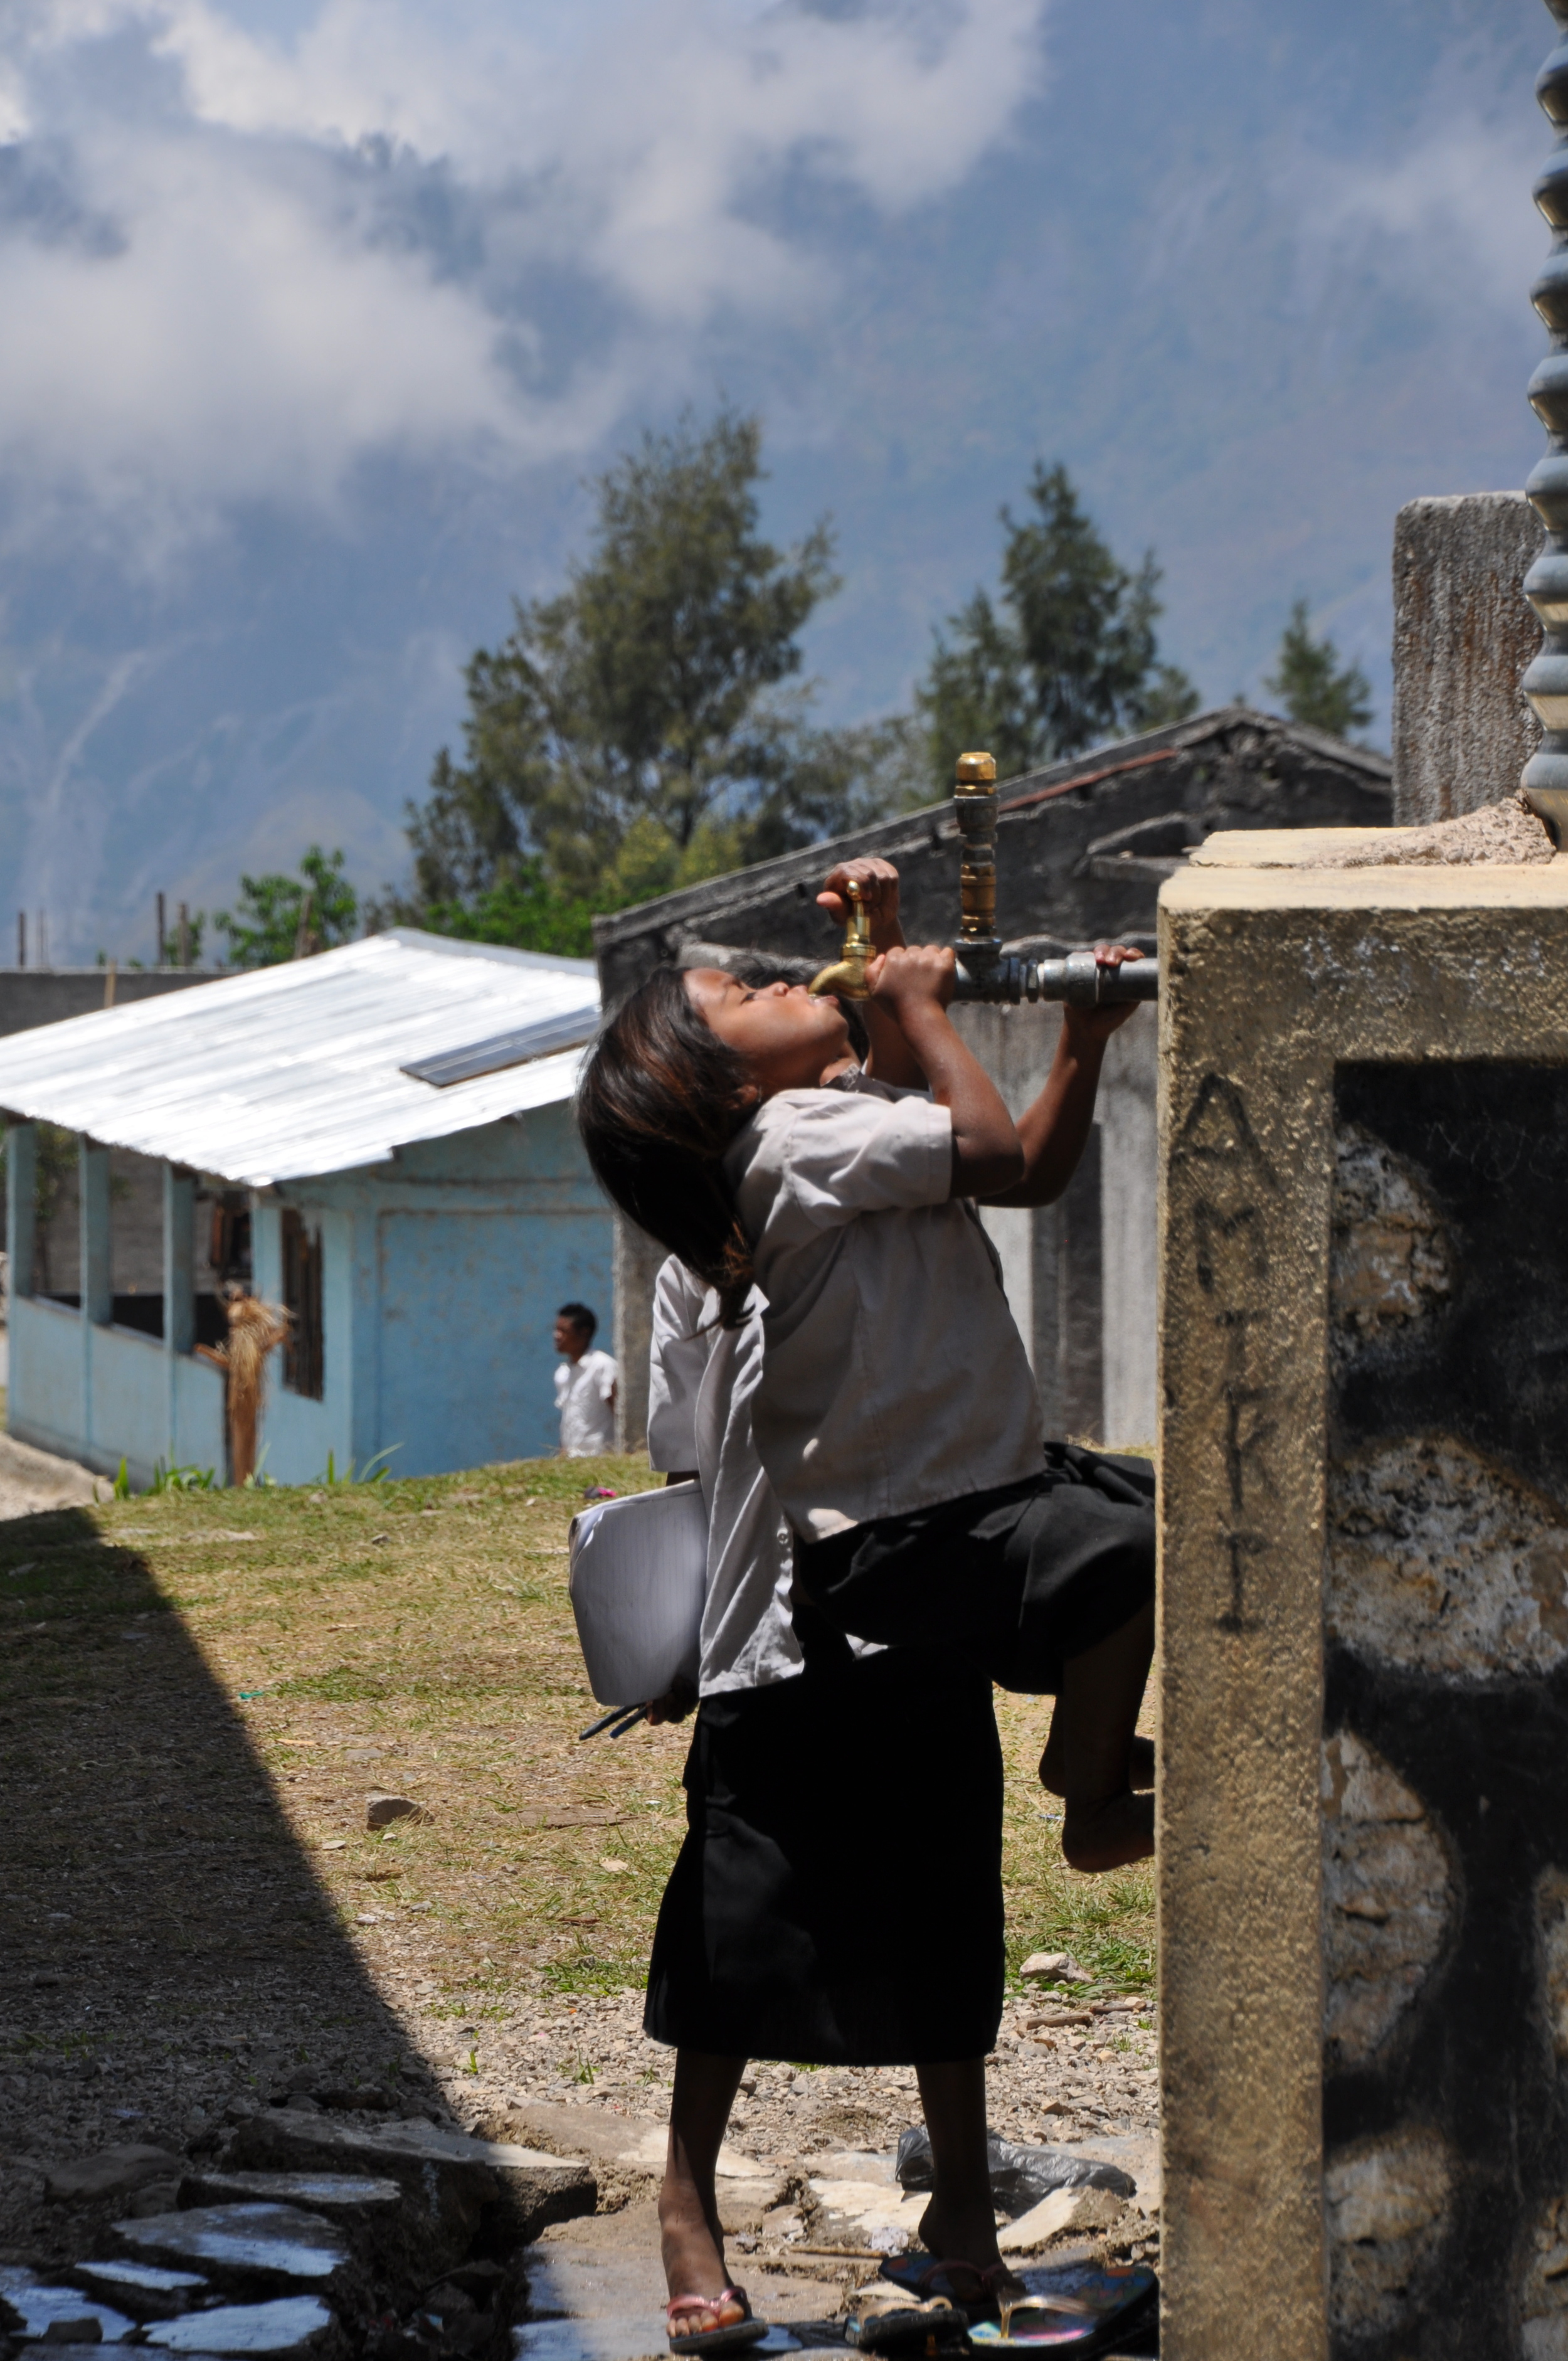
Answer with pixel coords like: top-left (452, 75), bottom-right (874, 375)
top-left (0, 930), bottom-right (600, 1187)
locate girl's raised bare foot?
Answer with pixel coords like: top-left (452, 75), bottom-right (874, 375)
top-left (1061, 1790), bottom-right (1154, 1872)
top-left (1039, 1729), bottom-right (1154, 1795)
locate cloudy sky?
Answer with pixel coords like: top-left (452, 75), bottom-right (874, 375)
top-left (0, 0), bottom-right (1550, 958)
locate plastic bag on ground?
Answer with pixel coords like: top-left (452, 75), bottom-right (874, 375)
top-left (894, 2127), bottom-right (1135, 2214)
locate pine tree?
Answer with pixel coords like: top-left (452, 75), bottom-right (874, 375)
top-left (917, 464), bottom-right (1199, 781)
top-left (387, 410), bottom-right (919, 947)
top-left (1263, 600), bottom-right (1373, 740)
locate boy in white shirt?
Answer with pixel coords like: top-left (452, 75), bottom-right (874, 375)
top-left (553, 1302), bottom-right (618, 1456)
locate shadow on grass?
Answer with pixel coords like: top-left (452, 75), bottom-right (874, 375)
top-left (0, 1505), bottom-right (428, 2158)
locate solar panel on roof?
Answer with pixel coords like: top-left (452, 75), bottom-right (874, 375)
top-left (401, 1007), bottom-right (599, 1087)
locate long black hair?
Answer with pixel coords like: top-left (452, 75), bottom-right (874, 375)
top-left (576, 965), bottom-right (758, 1324)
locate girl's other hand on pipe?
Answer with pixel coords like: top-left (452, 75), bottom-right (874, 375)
top-left (1062, 943), bottom-right (1144, 1048)
top-left (866, 943), bottom-right (957, 1013)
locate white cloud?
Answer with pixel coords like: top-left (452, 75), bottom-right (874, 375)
top-left (0, 0), bottom-right (1047, 541)
top-left (1278, 22), bottom-right (1544, 331)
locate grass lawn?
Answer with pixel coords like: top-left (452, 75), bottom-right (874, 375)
top-left (0, 1453), bottom-right (1153, 2025)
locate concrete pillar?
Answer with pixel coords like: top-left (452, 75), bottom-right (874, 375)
top-left (162, 1163), bottom-right (194, 1355)
top-left (612, 1212), bottom-right (664, 1454)
top-left (1158, 839), bottom-right (1568, 2360)
top-left (1390, 492), bottom-right (1542, 822)
top-left (80, 1137), bottom-right (110, 1325)
top-left (6, 1119), bottom-right (36, 1301)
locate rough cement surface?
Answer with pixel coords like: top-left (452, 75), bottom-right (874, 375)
top-left (0, 1430), bottom-right (102, 1517)
top-left (1391, 492), bottom-right (1543, 824)
top-left (1306, 795), bottom-right (1553, 869)
top-left (1322, 1732), bottom-right (1451, 2071)
top-left (1330, 1123), bottom-right (1451, 1362)
top-left (1323, 2128), bottom-right (1453, 2338)
top-left (1157, 856), bottom-right (1568, 2361)
top-left (1327, 1437), bottom-right (1568, 1681)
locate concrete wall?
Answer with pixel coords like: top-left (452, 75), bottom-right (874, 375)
top-left (1391, 492), bottom-right (1543, 824)
top-left (1157, 844), bottom-right (1568, 2360)
top-left (0, 968), bottom-right (206, 1039)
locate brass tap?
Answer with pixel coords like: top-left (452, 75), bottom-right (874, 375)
top-left (808, 880), bottom-right (874, 999)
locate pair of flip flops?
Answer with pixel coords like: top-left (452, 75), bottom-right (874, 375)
top-left (666, 2288), bottom-right (768, 2355)
top-left (877, 2256), bottom-right (1157, 2353)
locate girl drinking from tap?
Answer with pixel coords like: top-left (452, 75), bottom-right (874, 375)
top-left (578, 860), bottom-right (1155, 1873)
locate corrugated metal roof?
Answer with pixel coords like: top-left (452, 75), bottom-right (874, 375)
top-left (0, 930), bottom-right (600, 1187)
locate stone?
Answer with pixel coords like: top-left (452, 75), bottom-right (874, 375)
top-left (228, 2112), bottom-right (595, 2264)
top-left (1019, 1954), bottom-right (1090, 1985)
top-left (68, 2264), bottom-right (209, 2322)
top-left (1322, 1732), bottom-right (1453, 2070)
top-left (1391, 491), bottom-right (1543, 822)
top-left (42, 2326), bottom-right (101, 2347)
top-left (366, 1796), bottom-right (422, 1830)
top-left (43, 2145), bottom-right (186, 2202)
top-left (0, 2273), bottom-right (135, 2345)
top-left (1330, 1123), bottom-right (1452, 1359)
top-left (180, 2173), bottom-right (403, 2218)
top-left (1325, 2130), bottom-right (1452, 2337)
top-left (145, 2297), bottom-right (336, 2356)
top-left (997, 2187), bottom-right (1127, 2252)
top-left (1540, 1871), bottom-right (1568, 2060)
top-left (1328, 1437), bottom-right (1568, 1681)
top-left (112, 2205), bottom-right (352, 2296)
top-left (1520, 2194), bottom-right (1568, 2358)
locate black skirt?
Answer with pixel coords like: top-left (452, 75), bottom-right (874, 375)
top-left (644, 1615), bottom-right (1004, 2065)
top-left (795, 1446), bottom-right (1156, 1697)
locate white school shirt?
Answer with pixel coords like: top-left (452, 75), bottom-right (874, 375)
top-left (646, 1256), bottom-right (882, 1694)
top-left (556, 1347), bottom-right (618, 1455)
top-left (722, 1073), bottom-right (1044, 1539)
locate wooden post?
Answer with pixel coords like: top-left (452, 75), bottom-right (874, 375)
top-left (80, 1138), bottom-right (111, 1326)
top-left (156, 893), bottom-right (166, 968)
top-left (6, 1119), bottom-right (35, 1300)
top-left (16, 913), bottom-right (24, 969)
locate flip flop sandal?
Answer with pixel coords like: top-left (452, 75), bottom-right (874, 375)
top-left (666, 2289), bottom-right (769, 2355)
top-left (878, 2258), bottom-right (1027, 2323)
top-left (844, 2285), bottom-right (967, 2353)
top-left (966, 2263), bottom-right (1157, 2352)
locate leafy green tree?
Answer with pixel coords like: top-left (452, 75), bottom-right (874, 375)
top-left (918, 462), bottom-right (1199, 782)
top-left (388, 410), bottom-right (922, 949)
top-left (1263, 599), bottom-right (1374, 740)
top-left (216, 847), bottom-right (358, 969)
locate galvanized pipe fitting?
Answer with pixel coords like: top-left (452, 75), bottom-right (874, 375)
top-left (948, 750), bottom-right (1162, 1004)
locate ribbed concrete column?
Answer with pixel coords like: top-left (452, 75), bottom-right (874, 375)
top-left (1523, 0), bottom-right (1568, 788)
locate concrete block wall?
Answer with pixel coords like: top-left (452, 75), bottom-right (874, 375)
top-left (1158, 844), bottom-right (1568, 2360)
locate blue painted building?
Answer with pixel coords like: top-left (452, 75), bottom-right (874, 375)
top-left (0, 931), bottom-right (609, 1487)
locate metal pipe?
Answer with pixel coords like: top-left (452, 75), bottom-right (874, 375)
top-left (948, 748), bottom-right (1162, 1004)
